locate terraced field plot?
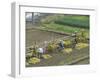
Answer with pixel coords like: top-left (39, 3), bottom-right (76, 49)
top-left (26, 29), bottom-right (67, 47)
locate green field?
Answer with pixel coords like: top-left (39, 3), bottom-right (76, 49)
top-left (55, 15), bottom-right (89, 29)
top-left (41, 23), bottom-right (89, 33)
top-left (40, 15), bottom-right (89, 34)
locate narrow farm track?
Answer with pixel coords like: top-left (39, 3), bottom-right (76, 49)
top-left (75, 58), bottom-right (89, 65)
top-left (71, 57), bottom-right (89, 65)
top-left (26, 47), bottom-right (89, 67)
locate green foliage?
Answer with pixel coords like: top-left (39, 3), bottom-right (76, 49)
top-left (55, 15), bottom-right (89, 29)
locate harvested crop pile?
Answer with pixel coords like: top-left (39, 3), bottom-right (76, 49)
top-left (28, 57), bottom-right (40, 64)
top-left (75, 43), bottom-right (88, 50)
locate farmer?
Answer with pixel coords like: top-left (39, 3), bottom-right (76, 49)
top-left (44, 41), bottom-right (48, 53)
top-left (37, 47), bottom-right (44, 58)
top-left (72, 31), bottom-right (78, 48)
top-left (58, 40), bottom-right (64, 50)
top-left (33, 44), bottom-right (39, 57)
top-left (33, 41), bottom-right (38, 57)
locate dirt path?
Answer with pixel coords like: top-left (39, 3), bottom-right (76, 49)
top-left (73, 58), bottom-right (89, 65)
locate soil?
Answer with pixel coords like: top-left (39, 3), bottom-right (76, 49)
top-left (26, 28), bottom-right (67, 47)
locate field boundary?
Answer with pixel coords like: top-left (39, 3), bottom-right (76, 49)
top-left (26, 27), bottom-right (71, 36)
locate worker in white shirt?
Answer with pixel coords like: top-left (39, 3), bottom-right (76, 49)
top-left (37, 48), bottom-right (44, 58)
